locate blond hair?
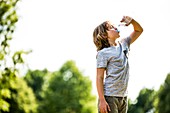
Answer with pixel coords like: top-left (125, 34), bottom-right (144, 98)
top-left (93, 21), bottom-right (110, 51)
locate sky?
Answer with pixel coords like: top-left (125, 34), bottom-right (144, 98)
top-left (11, 0), bottom-right (170, 101)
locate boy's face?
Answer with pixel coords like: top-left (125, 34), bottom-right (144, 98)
top-left (106, 21), bottom-right (120, 40)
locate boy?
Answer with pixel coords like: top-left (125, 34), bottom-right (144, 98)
top-left (93, 16), bottom-right (143, 113)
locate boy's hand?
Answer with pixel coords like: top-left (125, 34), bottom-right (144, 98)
top-left (120, 16), bottom-right (133, 26)
top-left (99, 99), bottom-right (111, 113)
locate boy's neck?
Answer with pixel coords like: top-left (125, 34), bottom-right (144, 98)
top-left (108, 39), bottom-right (117, 46)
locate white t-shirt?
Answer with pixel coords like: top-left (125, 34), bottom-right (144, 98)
top-left (96, 37), bottom-right (131, 97)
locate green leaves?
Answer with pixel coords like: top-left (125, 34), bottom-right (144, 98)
top-left (128, 88), bottom-right (156, 113)
top-left (24, 61), bottom-right (97, 113)
top-left (0, 89), bottom-right (11, 98)
top-left (0, 99), bottom-right (10, 112)
top-left (12, 50), bottom-right (32, 65)
top-left (155, 73), bottom-right (170, 113)
top-left (128, 73), bottom-right (170, 113)
top-left (0, 52), bottom-right (4, 60)
top-left (0, 0), bottom-right (37, 112)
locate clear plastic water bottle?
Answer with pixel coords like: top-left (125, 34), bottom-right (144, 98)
top-left (117, 23), bottom-right (126, 32)
top-left (117, 23), bottom-right (127, 37)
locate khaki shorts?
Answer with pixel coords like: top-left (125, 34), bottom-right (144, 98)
top-left (98, 96), bottom-right (128, 113)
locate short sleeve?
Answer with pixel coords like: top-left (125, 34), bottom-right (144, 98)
top-left (121, 36), bottom-right (131, 49)
top-left (96, 51), bottom-right (108, 68)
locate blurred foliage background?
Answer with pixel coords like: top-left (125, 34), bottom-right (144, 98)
top-left (0, 0), bottom-right (170, 113)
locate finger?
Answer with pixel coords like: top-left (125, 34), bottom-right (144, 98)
top-left (120, 19), bottom-right (124, 22)
top-left (101, 108), bottom-right (107, 113)
top-left (102, 107), bottom-right (108, 113)
top-left (125, 21), bottom-right (131, 26)
top-left (120, 16), bottom-right (125, 22)
top-left (120, 18), bottom-right (124, 22)
top-left (100, 108), bottom-right (104, 113)
top-left (100, 109), bottom-right (103, 113)
top-left (107, 104), bottom-right (111, 111)
top-left (125, 23), bottom-right (129, 26)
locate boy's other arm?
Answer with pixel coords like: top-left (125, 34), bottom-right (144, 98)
top-left (96, 68), bottom-right (111, 113)
top-left (96, 68), bottom-right (105, 101)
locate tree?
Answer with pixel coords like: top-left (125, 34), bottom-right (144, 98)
top-left (0, 0), bottom-right (37, 112)
top-left (38, 60), bottom-right (97, 113)
top-left (0, 70), bottom-right (38, 113)
top-left (154, 73), bottom-right (170, 113)
top-left (128, 88), bottom-right (156, 113)
top-left (24, 69), bottom-right (49, 100)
